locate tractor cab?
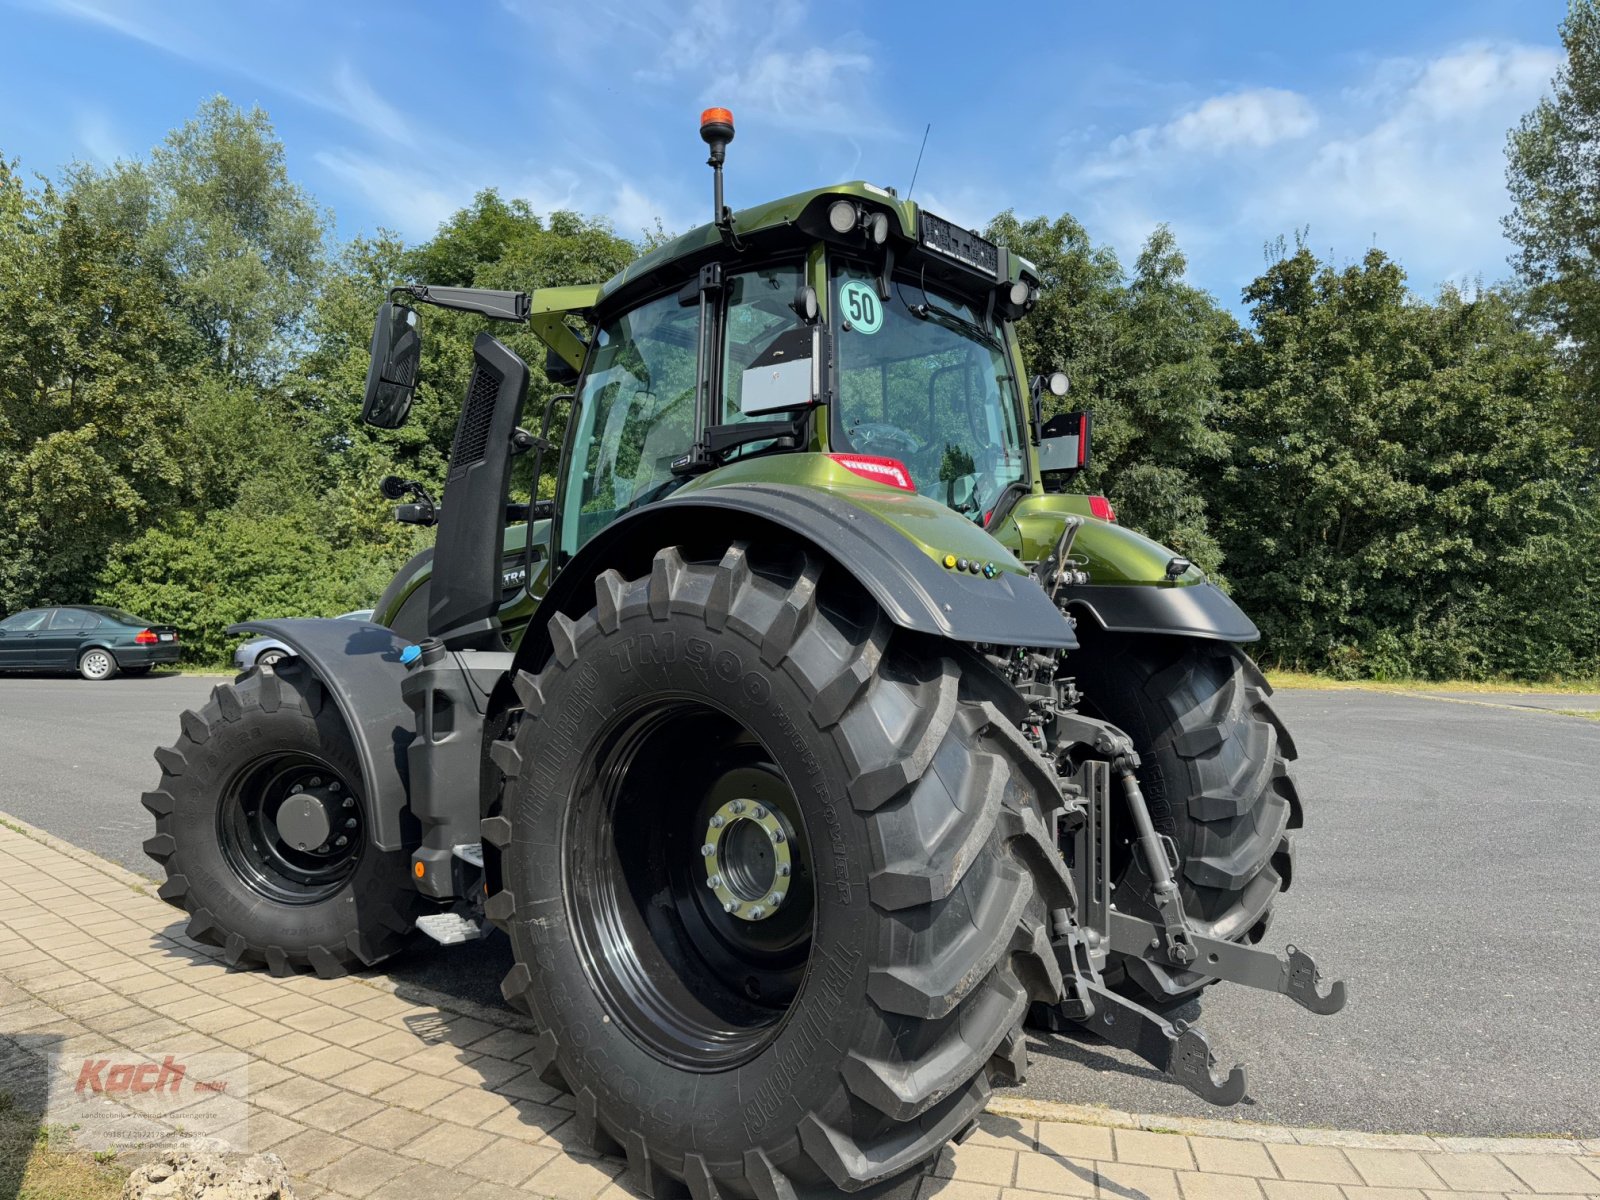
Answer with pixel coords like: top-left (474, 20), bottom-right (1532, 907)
top-left (360, 108), bottom-right (1097, 646)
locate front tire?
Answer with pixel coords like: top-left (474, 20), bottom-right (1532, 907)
top-left (1071, 629), bottom-right (1302, 1007)
top-left (78, 648), bottom-right (119, 681)
top-left (490, 542), bottom-right (1073, 1199)
top-left (142, 661), bottom-right (423, 977)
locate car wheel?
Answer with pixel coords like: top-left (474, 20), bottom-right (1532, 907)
top-left (78, 648), bottom-right (120, 681)
top-left (256, 649), bottom-right (288, 671)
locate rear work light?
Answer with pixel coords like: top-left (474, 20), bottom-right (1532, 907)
top-left (134, 629), bottom-right (158, 644)
top-left (828, 454), bottom-right (915, 491)
top-left (1088, 495), bottom-right (1117, 522)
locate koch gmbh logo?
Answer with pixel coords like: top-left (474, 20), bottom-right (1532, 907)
top-left (48, 1048), bottom-right (249, 1151)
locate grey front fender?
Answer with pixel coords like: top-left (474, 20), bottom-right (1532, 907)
top-left (227, 618), bottom-right (416, 851)
top-left (1061, 582), bottom-right (1260, 643)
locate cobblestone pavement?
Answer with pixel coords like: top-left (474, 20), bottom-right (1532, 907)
top-left (2, 812), bottom-right (1597, 1200)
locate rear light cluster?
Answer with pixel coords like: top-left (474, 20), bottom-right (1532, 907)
top-left (827, 454), bottom-right (915, 492)
top-left (1088, 495), bottom-right (1117, 522)
top-left (134, 629), bottom-right (177, 644)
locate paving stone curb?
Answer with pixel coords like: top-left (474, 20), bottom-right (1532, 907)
top-left (2, 809), bottom-right (1596, 1200)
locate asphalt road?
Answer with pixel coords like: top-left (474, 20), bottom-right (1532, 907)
top-left (2, 671), bottom-right (1597, 1137)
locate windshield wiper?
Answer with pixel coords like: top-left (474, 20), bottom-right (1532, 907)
top-left (897, 276), bottom-right (1001, 349)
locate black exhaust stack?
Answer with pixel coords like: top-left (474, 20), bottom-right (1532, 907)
top-left (429, 333), bottom-right (529, 649)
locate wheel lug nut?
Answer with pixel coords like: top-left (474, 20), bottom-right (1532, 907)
top-left (701, 844), bottom-right (716, 857)
top-left (344, 818), bottom-right (357, 829)
top-left (730, 800), bottom-right (745, 813)
top-left (770, 829), bottom-right (785, 843)
top-left (753, 805), bottom-right (768, 819)
top-left (777, 864), bottom-right (791, 877)
top-left (290, 785), bottom-right (303, 794)
top-left (749, 906), bottom-right (765, 919)
top-left (723, 900), bottom-right (739, 914)
top-left (769, 892), bottom-right (784, 905)
top-left (334, 836), bottom-right (347, 848)
top-left (710, 815), bottom-right (725, 828)
top-left (706, 874), bottom-right (722, 889)
top-left (328, 781), bottom-right (340, 793)
top-left (343, 798), bottom-right (354, 808)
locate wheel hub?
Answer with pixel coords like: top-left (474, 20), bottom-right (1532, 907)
top-left (703, 798), bottom-right (793, 921)
top-left (276, 787), bottom-right (335, 852)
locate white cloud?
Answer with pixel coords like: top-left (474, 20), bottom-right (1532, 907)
top-left (74, 108), bottom-right (128, 166)
top-left (539, 0), bottom-right (892, 138)
top-left (1062, 42), bottom-right (1561, 303)
top-left (1086, 88), bottom-right (1317, 181)
top-left (1165, 89), bottom-right (1318, 151)
top-left (1265, 43), bottom-right (1561, 268)
top-left (314, 150), bottom-right (470, 236)
top-left (330, 61), bottom-right (417, 148)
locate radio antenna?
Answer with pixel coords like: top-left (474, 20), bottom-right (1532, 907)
top-left (906, 123), bottom-right (931, 200)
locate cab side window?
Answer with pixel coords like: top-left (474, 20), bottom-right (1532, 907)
top-left (561, 291), bottom-right (699, 557)
top-left (721, 263), bottom-right (809, 428)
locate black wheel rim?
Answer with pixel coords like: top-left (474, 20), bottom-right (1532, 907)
top-left (566, 698), bottom-right (817, 1071)
top-left (218, 753), bottom-right (364, 904)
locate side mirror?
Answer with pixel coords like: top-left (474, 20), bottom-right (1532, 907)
top-left (1038, 410), bottom-right (1091, 475)
top-left (361, 302), bottom-right (421, 428)
top-left (544, 347), bottom-right (580, 387)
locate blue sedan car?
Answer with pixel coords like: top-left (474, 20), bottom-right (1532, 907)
top-left (0, 605), bottom-right (181, 680)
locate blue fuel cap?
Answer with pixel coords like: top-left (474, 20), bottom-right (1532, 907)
top-left (399, 644), bottom-right (422, 667)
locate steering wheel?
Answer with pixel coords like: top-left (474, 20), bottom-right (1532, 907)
top-left (850, 422), bottom-right (924, 455)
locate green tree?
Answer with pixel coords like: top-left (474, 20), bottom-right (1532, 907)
top-left (1210, 245), bottom-right (1599, 679)
top-left (987, 213), bottom-right (1231, 569)
top-left (1505, 0), bottom-right (1600, 445)
top-left (0, 161), bottom-right (198, 609)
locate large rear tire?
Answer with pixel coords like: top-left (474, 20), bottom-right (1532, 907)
top-left (488, 541), bottom-right (1073, 1199)
top-left (142, 661), bottom-right (423, 977)
top-left (1071, 628), bottom-right (1301, 1007)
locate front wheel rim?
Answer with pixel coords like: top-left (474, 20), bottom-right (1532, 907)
top-left (218, 753), bottom-right (364, 903)
top-left (565, 699), bottom-right (817, 1071)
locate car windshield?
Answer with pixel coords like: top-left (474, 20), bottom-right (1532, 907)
top-left (832, 264), bottom-right (1025, 521)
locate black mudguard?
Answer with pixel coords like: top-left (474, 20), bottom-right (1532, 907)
top-left (227, 618), bottom-right (415, 851)
top-left (1061, 581), bottom-right (1260, 643)
top-left (527, 483), bottom-right (1076, 667)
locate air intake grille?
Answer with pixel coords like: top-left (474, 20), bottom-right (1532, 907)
top-left (450, 366), bottom-right (500, 475)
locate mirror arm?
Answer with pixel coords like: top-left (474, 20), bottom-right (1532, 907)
top-left (393, 285), bottom-right (532, 324)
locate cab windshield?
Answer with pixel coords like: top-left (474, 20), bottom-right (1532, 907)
top-left (832, 264), bottom-right (1025, 521)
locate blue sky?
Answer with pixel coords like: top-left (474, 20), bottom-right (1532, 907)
top-left (0, 0), bottom-right (1568, 310)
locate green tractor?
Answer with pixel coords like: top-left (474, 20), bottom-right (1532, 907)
top-left (144, 110), bottom-right (1342, 1197)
